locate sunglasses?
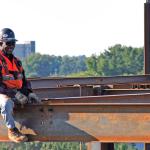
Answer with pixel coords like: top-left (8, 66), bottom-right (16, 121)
top-left (5, 41), bottom-right (16, 46)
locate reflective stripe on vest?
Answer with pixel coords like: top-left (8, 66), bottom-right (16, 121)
top-left (2, 73), bottom-right (23, 81)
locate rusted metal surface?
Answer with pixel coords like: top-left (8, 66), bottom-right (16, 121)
top-left (33, 86), bottom-right (94, 99)
top-left (144, 2), bottom-right (150, 74)
top-left (41, 93), bottom-right (150, 105)
top-left (104, 89), bottom-right (150, 95)
top-left (29, 75), bottom-right (150, 88)
top-left (2, 76), bottom-right (150, 143)
top-left (1, 102), bottom-right (150, 142)
top-left (33, 86), bottom-right (150, 99)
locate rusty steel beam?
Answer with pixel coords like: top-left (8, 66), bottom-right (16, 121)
top-left (41, 93), bottom-right (150, 105)
top-left (1, 101), bottom-right (150, 142)
top-left (29, 75), bottom-right (150, 88)
top-left (104, 89), bottom-right (150, 95)
top-left (33, 86), bottom-right (150, 98)
top-left (144, 8), bottom-right (150, 150)
top-left (33, 86), bottom-right (94, 99)
top-left (144, 1), bottom-right (150, 74)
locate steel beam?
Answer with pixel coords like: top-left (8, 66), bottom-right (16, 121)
top-left (32, 86), bottom-right (150, 99)
top-left (144, 2), bottom-right (150, 74)
top-left (29, 75), bottom-right (150, 88)
top-left (144, 4), bottom-right (150, 149)
top-left (1, 98), bottom-right (150, 142)
top-left (104, 89), bottom-right (150, 95)
top-left (33, 86), bottom-right (94, 98)
top-left (41, 93), bottom-right (150, 105)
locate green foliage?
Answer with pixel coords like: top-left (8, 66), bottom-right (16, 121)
top-left (0, 142), bottom-right (86, 150)
top-left (59, 55), bottom-right (87, 75)
top-left (87, 44), bottom-right (144, 76)
top-left (0, 142), bottom-right (141, 150)
top-left (22, 53), bottom-right (62, 77)
top-left (114, 143), bottom-right (138, 150)
top-left (22, 54), bottom-right (87, 77)
top-left (70, 44), bottom-right (144, 77)
top-left (22, 45), bottom-right (144, 77)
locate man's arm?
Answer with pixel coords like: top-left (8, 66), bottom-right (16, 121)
top-left (20, 69), bottom-right (41, 103)
top-left (19, 69), bottom-right (33, 96)
top-left (13, 57), bottom-right (32, 96)
top-left (16, 59), bottom-right (41, 103)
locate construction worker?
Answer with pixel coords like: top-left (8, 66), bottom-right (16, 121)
top-left (0, 28), bottom-right (40, 143)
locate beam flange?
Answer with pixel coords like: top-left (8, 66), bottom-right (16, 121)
top-left (29, 75), bottom-right (150, 88)
top-left (1, 100), bottom-right (150, 142)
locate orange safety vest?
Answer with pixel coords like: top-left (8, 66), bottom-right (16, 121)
top-left (0, 51), bottom-right (23, 89)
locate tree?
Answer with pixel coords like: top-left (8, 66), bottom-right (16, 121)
top-left (22, 53), bottom-right (62, 77)
top-left (22, 54), bottom-right (87, 77)
top-left (86, 44), bottom-right (144, 76)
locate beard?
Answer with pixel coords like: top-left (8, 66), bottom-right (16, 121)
top-left (3, 47), bottom-right (14, 55)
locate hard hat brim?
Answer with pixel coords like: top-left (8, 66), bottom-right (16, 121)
top-left (0, 38), bottom-right (18, 42)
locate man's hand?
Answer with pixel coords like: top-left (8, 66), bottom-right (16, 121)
top-left (28, 93), bottom-right (41, 103)
top-left (15, 91), bottom-right (28, 105)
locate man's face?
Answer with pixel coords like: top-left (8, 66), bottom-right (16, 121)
top-left (1, 40), bottom-right (16, 54)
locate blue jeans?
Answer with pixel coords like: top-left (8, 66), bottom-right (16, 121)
top-left (0, 94), bottom-right (15, 129)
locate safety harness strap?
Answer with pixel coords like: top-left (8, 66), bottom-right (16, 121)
top-left (2, 74), bottom-right (23, 81)
top-left (0, 54), bottom-right (23, 81)
top-left (13, 57), bottom-right (23, 72)
top-left (0, 54), bottom-right (9, 74)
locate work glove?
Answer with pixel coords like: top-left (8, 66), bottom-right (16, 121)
top-left (15, 91), bottom-right (28, 105)
top-left (28, 93), bottom-right (41, 103)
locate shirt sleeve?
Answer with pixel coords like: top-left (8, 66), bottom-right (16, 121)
top-left (16, 59), bottom-right (33, 96)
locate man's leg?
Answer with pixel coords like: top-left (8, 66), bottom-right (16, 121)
top-left (0, 94), bottom-right (28, 142)
top-left (0, 94), bottom-right (15, 129)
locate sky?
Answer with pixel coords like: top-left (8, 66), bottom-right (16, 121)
top-left (0, 0), bottom-right (146, 56)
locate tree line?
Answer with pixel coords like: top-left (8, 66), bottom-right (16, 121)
top-left (22, 44), bottom-right (144, 78)
top-left (22, 54), bottom-right (87, 77)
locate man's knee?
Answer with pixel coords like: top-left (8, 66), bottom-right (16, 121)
top-left (0, 94), bottom-right (14, 111)
top-left (2, 100), bottom-right (14, 111)
top-left (0, 94), bottom-right (10, 101)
